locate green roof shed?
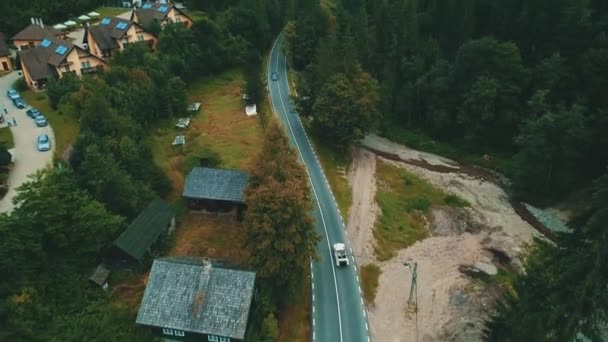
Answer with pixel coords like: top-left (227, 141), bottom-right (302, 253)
top-left (113, 198), bottom-right (176, 261)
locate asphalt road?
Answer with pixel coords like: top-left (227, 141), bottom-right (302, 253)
top-left (267, 35), bottom-right (370, 342)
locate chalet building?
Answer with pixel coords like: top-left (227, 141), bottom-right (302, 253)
top-left (18, 38), bottom-right (109, 89)
top-left (84, 17), bottom-right (157, 59)
top-left (182, 167), bottom-right (248, 217)
top-left (105, 198), bottom-right (176, 266)
top-left (12, 19), bottom-right (65, 51)
top-left (0, 39), bottom-right (11, 71)
top-left (137, 257), bottom-right (256, 341)
top-left (131, 2), bottom-right (193, 29)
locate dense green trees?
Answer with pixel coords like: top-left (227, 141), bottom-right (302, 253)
top-left (244, 123), bottom-right (319, 293)
top-left (312, 71), bottom-right (379, 150)
top-left (0, 169), bottom-right (152, 340)
top-left (287, 0), bottom-right (608, 202)
top-left (485, 173), bottom-right (608, 341)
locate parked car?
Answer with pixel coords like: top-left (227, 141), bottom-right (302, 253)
top-left (37, 134), bottom-right (51, 151)
top-left (26, 108), bottom-right (41, 118)
top-left (271, 72), bottom-right (279, 81)
top-left (6, 89), bottom-right (20, 100)
top-left (35, 114), bottom-right (48, 127)
top-left (13, 97), bottom-right (26, 109)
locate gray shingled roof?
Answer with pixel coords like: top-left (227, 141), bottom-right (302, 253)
top-left (183, 167), bottom-right (248, 203)
top-left (86, 18), bottom-right (137, 50)
top-left (113, 198), bottom-right (175, 260)
top-left (0, 39), bottom-right (9, 57)
top-left (12, 24), bottom-right (62, 41)
top-left (133, 3), bottom-right (191, 28)
top-left (136, 257), bottom-right (256, 339)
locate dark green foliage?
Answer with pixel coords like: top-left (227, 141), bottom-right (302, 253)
top-left (288, 0), bottom-right (608, 201)
top-left (404, 197), bottom-right (432, 213)
top-left (443, 195), bottom-right (470, 207)
top-left (485, 173), bottom-right (608, 341)
top-left (513, 95), bottom-right (591, 202)
top-left (46, 73), bottom-right (81, 110)
top-left (12, 77), bottom-right (28, 92)
top-left (0, 145), bottom-right (11, 166)
top-left (77, 145), bottom-right (155, 219)
top-left (45, 299), bottom-right (156, 342)
top-left (312, 71), bottom-right (380, 150)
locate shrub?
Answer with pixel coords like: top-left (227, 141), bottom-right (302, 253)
top-left (444, 194), bottom-right (470, 207)
top-left (404, 197), bottom-right (432, 212)
top-left (361, 263), bottom-right (382, 305)
top-left (13, 77), bottom-right (28, 92)
top-left (0, 145), bottom-right (12, 166)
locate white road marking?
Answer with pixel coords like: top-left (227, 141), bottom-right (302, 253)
top-left (268, 35), bottom-right (344, 342)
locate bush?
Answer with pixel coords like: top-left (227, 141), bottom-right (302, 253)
top-left (444, 194), bottom-right (470, 207)
top-left (404, 197), bottom-right (432, 212)
top-left (0, 145), bottom-right (12, 166)
top-left (361, 263), bottom-right (382, 305)
top-left (13, 77), bottom-right (28, 92)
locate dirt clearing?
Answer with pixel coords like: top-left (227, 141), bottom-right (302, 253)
top-left (345, 135), bottom-right (540, 341)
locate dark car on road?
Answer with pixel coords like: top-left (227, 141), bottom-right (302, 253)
top-left (271, 72), bottom-right (279, 81)
top-left (13, 97), bottom-right (26, 109)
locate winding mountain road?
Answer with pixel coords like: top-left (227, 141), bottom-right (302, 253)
top-left (267, 35), bottom-right (370, 342)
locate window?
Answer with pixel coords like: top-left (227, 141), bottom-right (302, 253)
top-left (81, 60), bottom-right (91, 69)
top-left (63, 65), bottom-right (70, 73)
top-left (137, 34), bottom-right (144, 42)
top-left (219, 337), bottom-right (230, 342)
top-left (174, 330), bottom-right (185, 337)
top-left (162, 328), bottom-right (174, 336)
top-left (175, 16), bottom-right (181, 22)
top-left (207, 335), bottom-right (219, 342)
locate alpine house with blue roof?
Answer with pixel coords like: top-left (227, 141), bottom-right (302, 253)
top-left (136, 257), bottom-right (256, 341)
top-left (18, 37), bottom-right (109, 89)
top-left (85, 16), bottom-right (157, 59)
top-left (131, 2), bottom-right (193, 29)
top-left (182, 167), bottom-right (249, 217)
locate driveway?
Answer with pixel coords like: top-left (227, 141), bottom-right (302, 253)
top-left (0, 72), bottom-right (55, 213)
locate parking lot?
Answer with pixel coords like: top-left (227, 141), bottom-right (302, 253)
top-left (0, 71), bottom-right (55, 213)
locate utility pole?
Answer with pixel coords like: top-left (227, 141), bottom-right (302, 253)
top-left (404, 262), bottom-right (419, 342)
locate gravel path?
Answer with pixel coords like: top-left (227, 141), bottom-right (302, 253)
top-left (346, 148), bottom-right (378, 260)
top-left (0, 72), bottom-right (55, 213)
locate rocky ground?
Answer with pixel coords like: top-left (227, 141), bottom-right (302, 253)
top-left (345, 135), bottom-right (541, 342)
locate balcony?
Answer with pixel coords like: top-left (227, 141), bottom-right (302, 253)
top-left (81, 65), bottom-right (104, 75)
